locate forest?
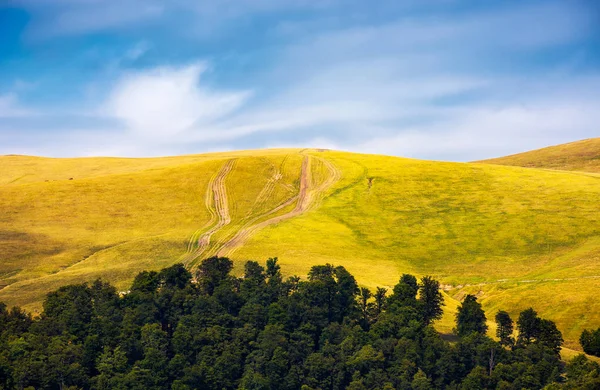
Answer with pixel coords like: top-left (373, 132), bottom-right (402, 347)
top-left (0, 257), bottom-right (599, 390)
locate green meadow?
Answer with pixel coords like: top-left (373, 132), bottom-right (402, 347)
top-left (1, 141), bottom-right (599, 351)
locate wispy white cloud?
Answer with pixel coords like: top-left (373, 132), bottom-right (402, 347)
top-left (104, 63), bottom-right (251, 139)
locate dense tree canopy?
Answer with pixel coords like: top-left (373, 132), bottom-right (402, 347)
top-left (0, 258), bottom-right (596, 389)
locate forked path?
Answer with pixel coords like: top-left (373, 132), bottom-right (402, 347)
top-left (216, 154), bottom-right (341, 258)
top-left (182, 159), bottom-right (235, 266)
top-left (205, 157), bottom-right (295, 257)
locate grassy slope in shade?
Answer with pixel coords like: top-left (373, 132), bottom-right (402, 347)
top-left (477, 137), bottom-right (600, 173)
top-left (1, 148), bottom-right (599, 351)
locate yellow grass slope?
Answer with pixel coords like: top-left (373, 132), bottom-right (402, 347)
top-left (1, 148), bottom-right (600, 350)
top-left (477, 137), bottom-right (600, 173)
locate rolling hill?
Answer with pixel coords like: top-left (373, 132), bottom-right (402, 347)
top-left (478, 137), bottom-right (600, 173)
top-left (1, 146), bottom-right (600, 350)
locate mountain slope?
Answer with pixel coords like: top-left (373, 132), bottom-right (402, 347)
top-left (1, 148), bottom-right (599, 349)
top-left (477, 137), bottom-right (600, 173)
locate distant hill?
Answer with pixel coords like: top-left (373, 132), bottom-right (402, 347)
top-left (477, 138), bottom-right (600, 173)
top-left (1, 148), bottom-right (600, 350)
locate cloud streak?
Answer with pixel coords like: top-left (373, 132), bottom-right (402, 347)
top-left (104, 63), bottom-right (250, 139)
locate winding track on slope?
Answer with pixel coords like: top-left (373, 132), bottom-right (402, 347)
top-left (204, 156), bottom-right (294, 258)
top-left (215, 154), bottom-right (341, 258)
top-left (183, 152), bottom-right (341, 267)
top-left (248, 155), bottom-right (288, 216)
top-left (182, 159), bottom-right (236, 266)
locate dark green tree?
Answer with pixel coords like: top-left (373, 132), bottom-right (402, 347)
top-left (42, 283), bottom-right (93, 340)
top-left (131, 271), bottom-right (160, 293)
top-left (418, 276), bottom-right (445, 326)
top-left (334, 265), bottom-right (359, 320)
top-left (359, 287), bottom-right (373, 329)
top-left (240, 260), bottom-right (267, 302)
top-left (306, 264), bottom-right (358, 324)
top-left (580, 328), bottom-right (600, 357)
top-left (196, 256), bottom-right (233, 296)
top-left (517, 308), bottom-right (540, 345)
top-left (265, 257), bottom-right (281, 279)
top-left (538, 319), bottom-right (563, 355)
top-left (388, 274), bottom-right (418, 309)
top-left (461, 366), bottom-right (491, 390)
top-left (495, 310), bottom-right (514, 347)
top-left (374, 287), bottom-right (387, 318)
top-left (456, 294), bottom-right (487, 337)
top-left (0, 303), bottom-right (32, 338)
top-left (158, 263), bottom-right (192, 289)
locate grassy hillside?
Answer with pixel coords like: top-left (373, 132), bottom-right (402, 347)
top-left (477, 137), bottom-right (600, 173)
top-left (1, 148), bottom-right (599, 350)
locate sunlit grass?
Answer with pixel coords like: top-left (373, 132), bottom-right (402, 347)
top-left (235, 150), bottom-right (600, 348)
top-left (1, 148), bottom-right (600, 349)
top-left (478, 137), bottom-right (600, 173)
top-left (0, 151), bottom-right (303, 309)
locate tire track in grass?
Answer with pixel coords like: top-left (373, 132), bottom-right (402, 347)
top-left (182, 159), bottom-right (236, 266)
top-left (310, 155), bottom-right (342, 209)
top-left (205, 155), bottom-right (293, 257)
top-left (184, 167), bottom-right (221, 254)
top-left (216, 153), bottom-right (341, 258)
top-left (249, 155), bottom-right (289, 215)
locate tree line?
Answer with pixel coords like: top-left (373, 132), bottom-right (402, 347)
top-left (0, 257), bottom-right (599, 389)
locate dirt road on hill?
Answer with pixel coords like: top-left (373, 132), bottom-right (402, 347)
top-left (215, 154), bottom-right (341, 258)
top-left (204, 157), bottom-right (295, 257)
top-left (182, 152), bottom-right (341, 266)
top-left (182, 159), bottom-right (235, 265)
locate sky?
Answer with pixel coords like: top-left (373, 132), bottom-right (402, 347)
top-left (0, 0), bottom-right (599, 161)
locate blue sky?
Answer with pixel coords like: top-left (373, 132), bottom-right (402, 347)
top-left (0, 0), bottom-right (598, 160)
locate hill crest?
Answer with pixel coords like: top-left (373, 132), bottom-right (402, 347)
top-left (477, 137), bottom-right (600, 173)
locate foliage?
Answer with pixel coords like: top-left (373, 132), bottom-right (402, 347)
top-left (580, 328), bottom-right (600, 357)
top-left (418, 276), bottom-right (445, 326)
top-left (495, 310), bottom-right (514, 347)
top-left (456, 294), bottom-right (487, 337)
top-left (548, 354), bottom-right (600, 389)
top-left (0, 258), bottom-right (586, 389)
top-left (515, 308), bottom-right (564, 354)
